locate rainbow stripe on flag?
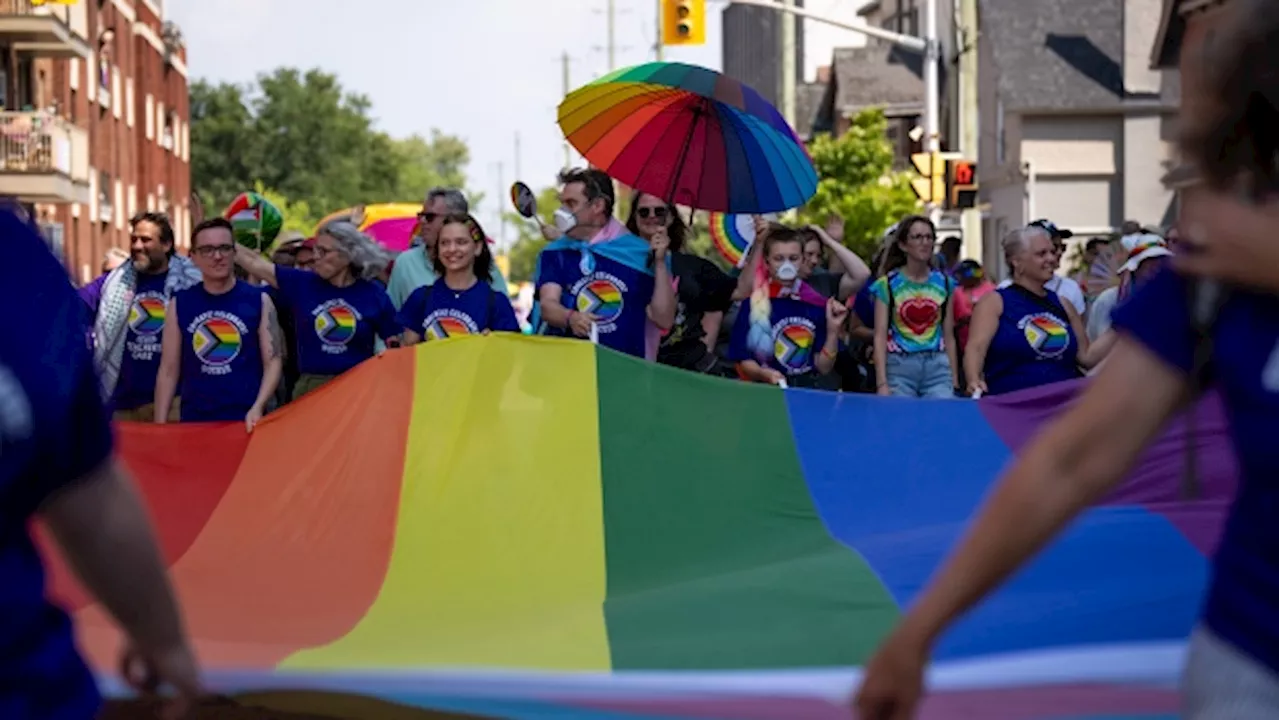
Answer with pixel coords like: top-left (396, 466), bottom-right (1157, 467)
top-left (46, 336), bottom-right (1235, 719)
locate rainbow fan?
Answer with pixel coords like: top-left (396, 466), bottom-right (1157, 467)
top-left (708, 211), bottom-right (758, 268)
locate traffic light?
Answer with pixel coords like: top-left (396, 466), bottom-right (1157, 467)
top-left (662, 0), bottom-right (706, 46)
top-left (910, 152), bottom-right (946, 204)
top-left (946, 159), bottom-right (978, 209)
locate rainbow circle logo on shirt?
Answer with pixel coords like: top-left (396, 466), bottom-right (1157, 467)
top-left (423, 310), bottom-right (479, 341)
top-left (575, 278), bottom-right (625, 323)
top-left (1020, 313), bottom-right (1070, 359)
top-left (772, 318), bottom-right (817, 373)
top-left (314, 301), bottom-right (359, 346)
top-left (192, 317), bottom-right (242, 366)
top-left (128, 293), bottom-right (167, 336)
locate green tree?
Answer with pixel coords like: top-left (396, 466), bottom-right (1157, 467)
top-left (189, 68), bottom-right (474, 220)
top-left (390, 131), bottom-right (470, 202)
top-left (797, 108), bottom-right (920, 261)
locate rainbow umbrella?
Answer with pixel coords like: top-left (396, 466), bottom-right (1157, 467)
top-left (558, 62), bottom-right (817, 214)
top-left (315, 203), bottom-right (422, 252)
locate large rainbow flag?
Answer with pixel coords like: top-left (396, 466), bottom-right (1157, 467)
top-left (45, 336), bottom-right (1235, 719)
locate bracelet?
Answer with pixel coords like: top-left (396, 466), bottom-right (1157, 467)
top-left (819, 346), bottom-right (837, 360)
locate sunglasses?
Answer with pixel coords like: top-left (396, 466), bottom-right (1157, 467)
top-left (417, 211), bottom-right (441, 223)
top-left (636, 206), bottom-right (669, 220)
top-left (194, 244), bottom-right (235, 258)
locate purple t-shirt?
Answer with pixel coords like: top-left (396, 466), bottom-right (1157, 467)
top-left (2, 210), bottom-right (111, 717)
top-left (1112, 267), bottom-right (1278, 671)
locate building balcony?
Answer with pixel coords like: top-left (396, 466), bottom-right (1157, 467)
top-left (0, 0), bottom-right (92, 60)
top-left (0, 111), bottom-right (90, 204)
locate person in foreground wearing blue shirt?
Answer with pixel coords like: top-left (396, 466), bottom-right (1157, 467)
top-left (1, 209), bottom-right (199, 718)
top-left (234, 221), bottom-right (404, 398)
top-left (397, 213), bottom-right (520, 343)
top-left (154, 218), bottom-right (284, 431)
top-left (855, 3), bottom-right (1276, 716)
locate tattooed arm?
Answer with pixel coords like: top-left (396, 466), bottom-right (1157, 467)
top-left (248, 293), bottom-right (284, 431)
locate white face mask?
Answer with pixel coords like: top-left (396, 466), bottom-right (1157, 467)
top-left (775, 260), bottom-right (799, 282)
top-left (553, 207), bottom-right (578, 234)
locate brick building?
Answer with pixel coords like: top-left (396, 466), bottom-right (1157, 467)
top-left (0, 0), bottom-right (189, 285)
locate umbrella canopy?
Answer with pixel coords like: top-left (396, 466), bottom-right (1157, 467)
top-left (558, 61), bottom-right (817, 215)
top-left (315, 203), bottom-right (422, 252)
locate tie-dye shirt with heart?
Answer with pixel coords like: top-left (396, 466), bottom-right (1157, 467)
top-left (870, 270), bottom-right (952, 353)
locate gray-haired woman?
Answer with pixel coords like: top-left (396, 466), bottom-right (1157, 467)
top-left (234, 221), bottom-right (404, 397)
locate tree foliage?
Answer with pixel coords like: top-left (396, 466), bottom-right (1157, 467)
top-left (797, 108), bottom-right (920, 261)
top-left (189, 68), bottom-right (473, 228)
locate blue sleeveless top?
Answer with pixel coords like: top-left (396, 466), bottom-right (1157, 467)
top-left (175, 282), bottom-right (265, 422)
top-left (983, 286), bottom-right (1081, 395)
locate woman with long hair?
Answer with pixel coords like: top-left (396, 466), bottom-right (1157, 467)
top-left (625, 191), bottom-right (734, 373)
top-left (726, 224), bottom-right (847, 387)
top-left (397, 214), bottom-right (519, 343)
top-left (856, 0), bottom-right (1277, 716)
top-left (871, 216), bottom-right (959, 398)
top-left (963, 226), bottom-right (1095, 396)
top-left (234, 221), bottom-right (404, 397)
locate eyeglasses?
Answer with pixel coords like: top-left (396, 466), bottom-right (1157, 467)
top-left (636, 206), bottom-right (669, 220)
top-left (194, 244), bottom-right (235, 258)
top-left (906, 233), bottom-right (936, 244)
top-left (313, 245), bottom-right (338, 258)
top-left (417, 212), bottom-right (441, 223)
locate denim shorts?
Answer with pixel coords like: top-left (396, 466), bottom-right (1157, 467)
top-left (885, 351), bottom-right (954, 398)
top-left (1182, 626), bottom-right (1277, 719)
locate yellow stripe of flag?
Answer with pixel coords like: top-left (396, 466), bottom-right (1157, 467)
top-left (282, 335), bottom-right (610, 670)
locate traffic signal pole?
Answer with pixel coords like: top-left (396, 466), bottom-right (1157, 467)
top-left (922, 0), bottom-right (942, 226)
top-left (726, 0), bottom-right (942, 220)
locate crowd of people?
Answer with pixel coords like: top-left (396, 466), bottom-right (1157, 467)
top-left (69, 165), bottom-right (1182, 430)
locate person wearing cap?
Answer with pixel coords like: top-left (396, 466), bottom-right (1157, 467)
top-left (1087, 232), bottom-right (1173, 342)
top-left (997, 219), bottom-right (1087, 316)
top-left (270, 231), bottom-right (307, 268)
top-left (951, 259), bottom-right (997, 356)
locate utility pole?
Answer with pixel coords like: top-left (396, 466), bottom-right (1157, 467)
top-left (923, 0), bottom-right (942, 226)
top-left (655, 0), bottom-right (664, 60)
top-left (957, 0), bottom-right (982, 263)
top-left (607, 0), bottom-right (617, 70)
top-left (497, 162), bottom-right (506, 250)
top-left (561, 51), bottom-right (572, 169)
top-left (780, 0), bottom-right (797, 128)
top-left (515, 131), bottom-right (522, 182)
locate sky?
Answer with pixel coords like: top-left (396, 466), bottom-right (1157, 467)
top-left (168, 0), bottom-right (724, 247)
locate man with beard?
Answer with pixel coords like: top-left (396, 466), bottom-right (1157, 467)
top-left (80, 212), bottom-right (201, 420)
top-left (386, 187), bottom-right (509, 309)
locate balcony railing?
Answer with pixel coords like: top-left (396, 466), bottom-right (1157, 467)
top-left (0, 0), bottom-right (92, 60)
top-left (0, 111), bottom-right (72, 175)
top-left (0, 110), bottom-right (90, 203)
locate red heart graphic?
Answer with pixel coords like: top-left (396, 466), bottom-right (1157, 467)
top-left (898, 297), bottom-right (940, 336)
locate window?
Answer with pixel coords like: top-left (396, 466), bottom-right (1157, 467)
top-left (97, 170), bottom-right (113, 223)
top-left (161, 111), bottom-right (175, 150)
top-left (125, 77), bottom-right (135, 127)
top-left (145, 93), bottom-right (154, 139)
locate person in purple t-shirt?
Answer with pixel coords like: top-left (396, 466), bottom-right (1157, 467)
top-left (79, 212), bottom-right (201, 421)
top-left (855, 3), bottom-right (1276, 717)
top-left (1, 209), bottom-right (200, 719)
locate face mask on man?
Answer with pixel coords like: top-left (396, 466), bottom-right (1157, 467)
top-left (775, 260), bottom-right (799, 282)
top-left (553, 206), bottom-right (579, 234)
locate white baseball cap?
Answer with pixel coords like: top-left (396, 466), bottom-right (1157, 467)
top-left (1117, 232), bottom-right (1173, 274)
